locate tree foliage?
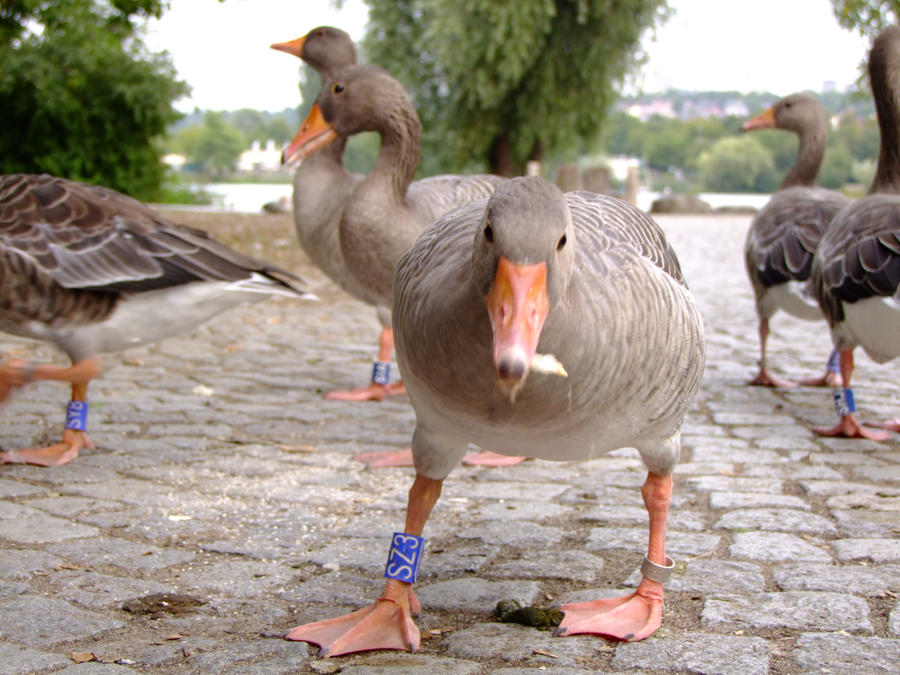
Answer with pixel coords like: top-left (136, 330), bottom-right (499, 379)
top-left (698, 136), bottom-right (777, 193)
top-left (831, 0), bottom-right (900, 37)
top-left (0, 0), bottom-right (187, 199)
top-left (362, 0), bottom-right (669, 176)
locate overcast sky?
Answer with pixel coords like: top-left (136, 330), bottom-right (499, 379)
top-left (143, 0), bottom-right (873, 112)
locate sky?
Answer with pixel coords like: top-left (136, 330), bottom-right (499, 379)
top-left (143, 0), bottom-right (873, 113)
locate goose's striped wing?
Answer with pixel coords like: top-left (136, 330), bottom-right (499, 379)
top-left (0, 174), bottom-right (305, 294)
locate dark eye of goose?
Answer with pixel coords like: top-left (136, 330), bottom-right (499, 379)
top-left (484, 223), bottom-right (493, 242)
top-left (333, 83), bottom-right (345, 94)
top-left (557, 234), bottom-right (567, 250)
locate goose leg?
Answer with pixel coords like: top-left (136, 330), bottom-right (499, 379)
top-left (813, 349), bottom-right (889, 440)
top-left (285, 475), bottom-right (442, 657)
top-left (747, 318), bottom-right (798, 387)
top-left (0, 372), bottom-right (97, 467)
top-left (555, 472), bottom-right (672, 642)
top-left (325, 328), bottom-right (407, 401)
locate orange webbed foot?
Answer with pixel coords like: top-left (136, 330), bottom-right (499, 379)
top-left (863, 418), bottom-right (900, 433)
top-left (355, 449), bottom-right (415, 468)
top-left (0, 429), bottom-right (92, 467)
top-left (285, 585), bottom-right (419, 658)
top-left (747, 367), bottom-right (798, 388)
top-left (813, 414), bottom-right (890, 441)
top-left (798, 371), bottom-right (843, 388)
top-left (324, 380), bottom-right (406, 402)
top-left (555, 579), bottom-right (664, 642)
top-left (461, 450), bottom-right (526, 467)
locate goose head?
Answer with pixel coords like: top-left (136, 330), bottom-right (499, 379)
top-left (741, 92), bottom-right (826, 135)
top-left (270, 25), bottom-right (356, 77)
top-left (473, 176), bottom-right (575, 401)
top-left (282, 65), bottom-right (418, 165)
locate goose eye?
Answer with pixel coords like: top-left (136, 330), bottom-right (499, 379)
top-left (484, 223), bottom-right (493, 242)
top-left (557, 234), bottom-right (567, 250)
top-left (333, 83), bottom-right (344, 94)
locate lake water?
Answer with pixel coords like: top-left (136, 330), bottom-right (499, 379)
top-left (199, 183), bottom-right (293, 213)
top-left (187, 182), bottom-right (770, 214)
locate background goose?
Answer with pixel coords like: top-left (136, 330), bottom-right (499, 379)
top-left (285, 63), bottom-right (515, 468)
top-left (741, 92), bottom-right (850, 387)
top-left (284, 176), bottom-right (706, 656)
top-left (811, 25), bottom-right (900, 439)
top-left (0, 173), bottom-right (310, 466)
top-left (271, 27), bottom-right (388, 401)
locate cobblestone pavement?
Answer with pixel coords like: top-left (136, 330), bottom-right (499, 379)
top-left (0, 210), bottom-right (898, 674)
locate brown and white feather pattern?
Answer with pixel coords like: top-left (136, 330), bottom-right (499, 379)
top-left (0, 174), bottom-right (307, 360)
top-left (810, 26), bottom-right (900, 360)
top-left (813, 194), bottom-right (900, 327)
top-left (393, 186), bottom-right (704, 480)
top-left (744, 186), bottom-right (850, 308)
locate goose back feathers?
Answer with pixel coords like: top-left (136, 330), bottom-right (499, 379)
top-left (0, 173), bottom-right (307, 361)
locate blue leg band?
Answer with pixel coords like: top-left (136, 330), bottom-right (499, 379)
top-left (833, 388), bottom-right (856, 417)
top-left (827, 350), bottom-right (840, 374)
top-left (384, 532), bottom-right (424, 583)
top-left (372, 361), bottom-right (391, 386)
top-left (65, 401), bottom-right (88, 431)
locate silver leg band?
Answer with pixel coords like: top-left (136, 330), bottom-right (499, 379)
top-left (640, 555), bottom-right (674, 584)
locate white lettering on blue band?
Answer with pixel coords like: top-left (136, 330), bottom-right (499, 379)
top-left (833, 387), bottom-right (856, 417)
top-left (372, 361), bottom-right (391, 385)
top-left (384, 532), bottom-right (424, 583)
top-left (65, 401), bottom-right (88, 431)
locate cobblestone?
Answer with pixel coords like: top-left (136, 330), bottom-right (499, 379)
top-left (0, 211), bottom-right (897, 672)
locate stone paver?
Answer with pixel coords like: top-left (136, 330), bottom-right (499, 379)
top-left (0, 211), bottom-right (897, 673)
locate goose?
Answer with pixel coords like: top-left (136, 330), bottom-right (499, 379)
top-left (741, 92), bottom-right (850, 387)
top-left (272, 27), bottom-right (394, 401)
top-left (0, 173), bottom-right (310, 466)
top-left (284, 63), bottom-right (516, 468)
top-left (283, 176), bottom-right (706, 657)
top-left (811, 25), bottom-right (900, 439)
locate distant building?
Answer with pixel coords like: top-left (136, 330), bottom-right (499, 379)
top-left (237, 140), bottom-right (282, 173)
top-left (626, 99), bottom-right (676, 121)
top-left (161, 153), bottom-right (187, 170)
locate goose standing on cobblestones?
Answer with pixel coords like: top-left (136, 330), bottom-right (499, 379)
top-left (742, 92), bottom-right (850, 387)
top-left (283, 65), bottom-right (505, 403)
top-left (272, 27), bottom-right (386, 400)
top-left (283, 63), bottom-right (516, 468)
top-left (284, 176), bottom-right (706, 657)
top-left (812, 25), bottom-right (900, 439)
top-left (0, 173), bottom-right (310, 466)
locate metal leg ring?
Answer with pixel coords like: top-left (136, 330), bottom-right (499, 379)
top-left (640, 555), bottom-right (674, 584)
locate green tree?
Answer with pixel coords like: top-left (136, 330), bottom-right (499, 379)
top-left (698, 136), bottom-right (777, 193)
top-left (0, 0), bottom-right (188, 200)
top-left (363, 0), bottom-right (669, 176)
top-left (192, 112), bottom-right (246, 178)
top-left (819, 141), bottom-right (854, 188)
top-left (831, 0), bottom-right (900, 37)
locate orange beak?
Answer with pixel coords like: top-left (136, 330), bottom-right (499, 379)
top-left (485, 256), bottom-right (550, 401)
top-left (270, 35), bottom-right (306, 58)
top-left (741, 106), bottom-right (776, 132)
top-left (281, 103), bottom-right (339, 166)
